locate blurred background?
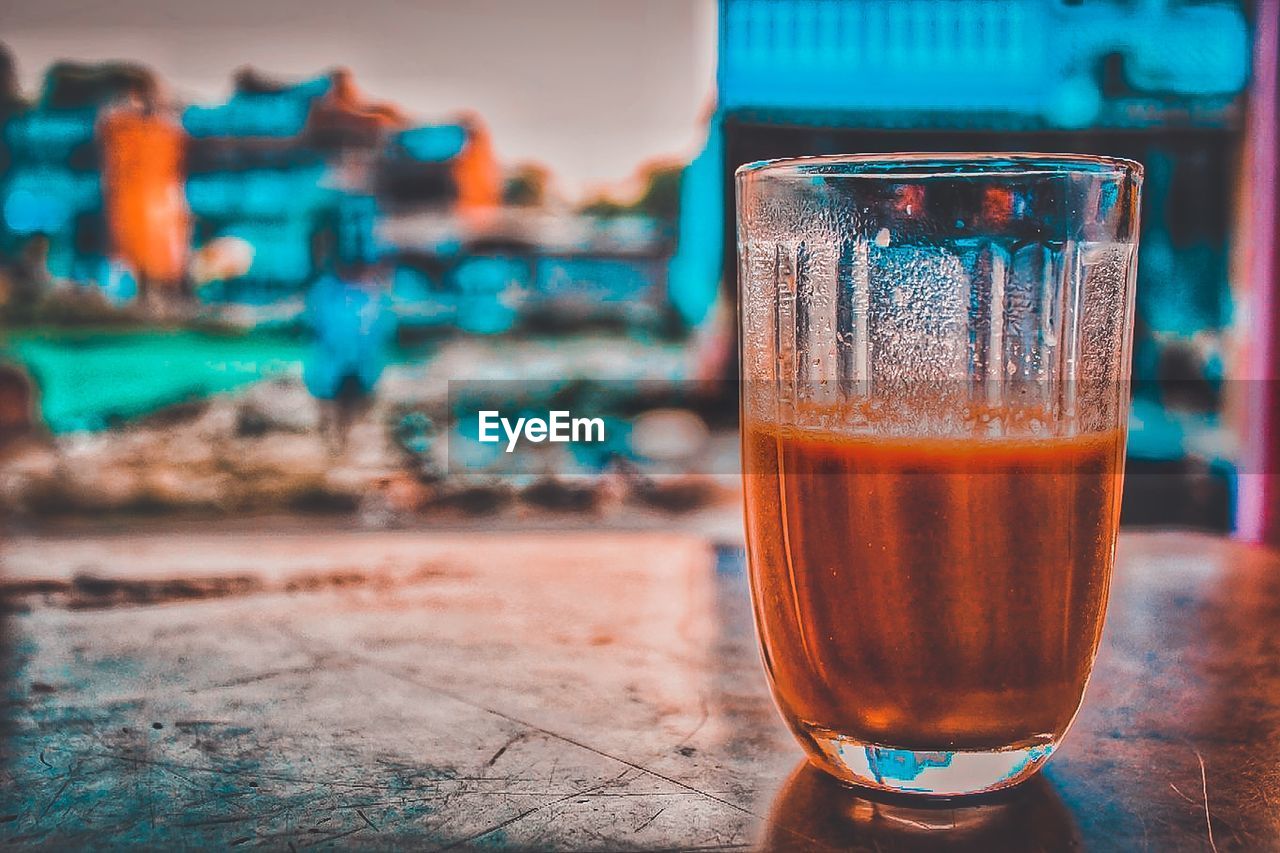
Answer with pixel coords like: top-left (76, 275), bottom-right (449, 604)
top-left (0, 0), bottom-right (1273, 535)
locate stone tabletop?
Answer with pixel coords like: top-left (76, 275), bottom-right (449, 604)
top-left (1, 527), bottom-right (1277, 850)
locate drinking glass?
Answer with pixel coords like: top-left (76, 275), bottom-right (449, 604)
top-left (737, 153), bottom-right (1142, 797)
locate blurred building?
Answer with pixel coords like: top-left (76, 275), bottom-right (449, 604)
top-left (715, 0), bottom-right (1254, 527)
top-left (0, 58), bottom-right (509, 309)
top-left (184, 67), bottom-right (410, 302)
top-left (381, 207), bottom-right (678, 335)
top-left (0, 48), bottom-right (703, 335)
top-left (377, 116), bottom-right (502, 214)
top-left (100, 101), bottom-right (190, 299)
top-left (0, 60), bottom-right (171, 299)
top-left (379, 138), bottom-right (689, 335)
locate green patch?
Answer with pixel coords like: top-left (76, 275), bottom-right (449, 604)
top-left (1, 329), bottom-right (307, 434)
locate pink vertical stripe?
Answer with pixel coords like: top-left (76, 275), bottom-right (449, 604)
top-left (1238, 0), bottom-right (1280, 543)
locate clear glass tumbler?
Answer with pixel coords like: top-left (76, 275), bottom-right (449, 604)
top-left (737, 153), bottom-right (1142, 797)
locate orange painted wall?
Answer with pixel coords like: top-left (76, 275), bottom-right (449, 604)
top-left (100, 109), bottom-right (190, 287)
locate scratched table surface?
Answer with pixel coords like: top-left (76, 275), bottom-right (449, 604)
top-left (0, 526), bottom-right (1277, 850)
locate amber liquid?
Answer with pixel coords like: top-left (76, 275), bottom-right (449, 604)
top-left (743, 417), bottom-right (1124, 753)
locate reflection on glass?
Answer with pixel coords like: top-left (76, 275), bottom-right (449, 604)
top-left (764, 760), bottom-right (1081, 852)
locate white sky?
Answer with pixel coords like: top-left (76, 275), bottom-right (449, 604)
top-left (3, 0), bottom-right (719, 200)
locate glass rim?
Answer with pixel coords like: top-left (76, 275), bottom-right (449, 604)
top-left (735, 152), bottom-right (1143, 182)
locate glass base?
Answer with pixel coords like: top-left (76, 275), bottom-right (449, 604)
top-left (799, 725), bottom-right (1056, 798)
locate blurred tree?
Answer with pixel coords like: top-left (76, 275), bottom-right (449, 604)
top-left (579, 196), bottom-right (629, 218)
top-left (631, 163), bottom-right (683, 223)
top-left (579, 160), bottom-right (685, 223)
top-left (0, 43), bottom-right (22, 113)
top-left (41, 60), bottom-right (157, 110)
top-left (0, 44), bottom-right (23, 225)
top-left (503, 162), bottom-right (553, 207)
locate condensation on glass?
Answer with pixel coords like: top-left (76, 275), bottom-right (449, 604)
top-left (737, 153), bottom-right (1142, 797)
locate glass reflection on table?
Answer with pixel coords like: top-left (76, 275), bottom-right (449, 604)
top-left (765, 760), bottom-right (1081, 851)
